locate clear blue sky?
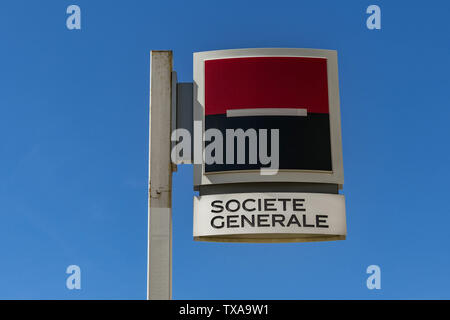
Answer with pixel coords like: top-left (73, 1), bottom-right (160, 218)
top-left (0, 0), bottom-right (449, 299)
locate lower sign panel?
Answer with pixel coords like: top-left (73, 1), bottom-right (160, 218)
top-left (194, 192), bottom-right (346, 243)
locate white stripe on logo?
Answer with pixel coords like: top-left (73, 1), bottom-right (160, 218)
top-left (226, 108), bottom-right (308, 117)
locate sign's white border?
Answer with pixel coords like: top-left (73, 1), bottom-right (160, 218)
top-left (193, 48), bottom-right (344, 188)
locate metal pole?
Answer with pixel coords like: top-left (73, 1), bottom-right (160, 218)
top-left (147, 51), bottom-right (173, 300)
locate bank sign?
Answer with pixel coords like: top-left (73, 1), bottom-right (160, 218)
top-left (192, 48), bottom-right (346, 243)
top-left (194, 193), bottom-right (346, 242)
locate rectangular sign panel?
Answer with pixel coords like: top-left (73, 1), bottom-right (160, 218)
top-left (204, 56), bottom-right (331, 173)
top-left (193, 48), bottom-right (344, 188)
top-left (194, 192), bottom-right (346, 243)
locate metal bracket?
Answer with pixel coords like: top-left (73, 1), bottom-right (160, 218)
top-left (176, 82), bottom-right (193, 136)
top-left (172, 81), bottom-right (193, 164)
top-left (171, 71), bottom-right (178, 145)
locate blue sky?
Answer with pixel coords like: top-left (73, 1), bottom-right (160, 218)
top-left (0, 0), bottom-right (449, 299)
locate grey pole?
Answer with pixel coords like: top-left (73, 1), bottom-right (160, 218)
top-left (147, 51), bottom-right (173, 300)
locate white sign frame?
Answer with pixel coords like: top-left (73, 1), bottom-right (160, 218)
top-left (193, 48), bottom-right (344, 188)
